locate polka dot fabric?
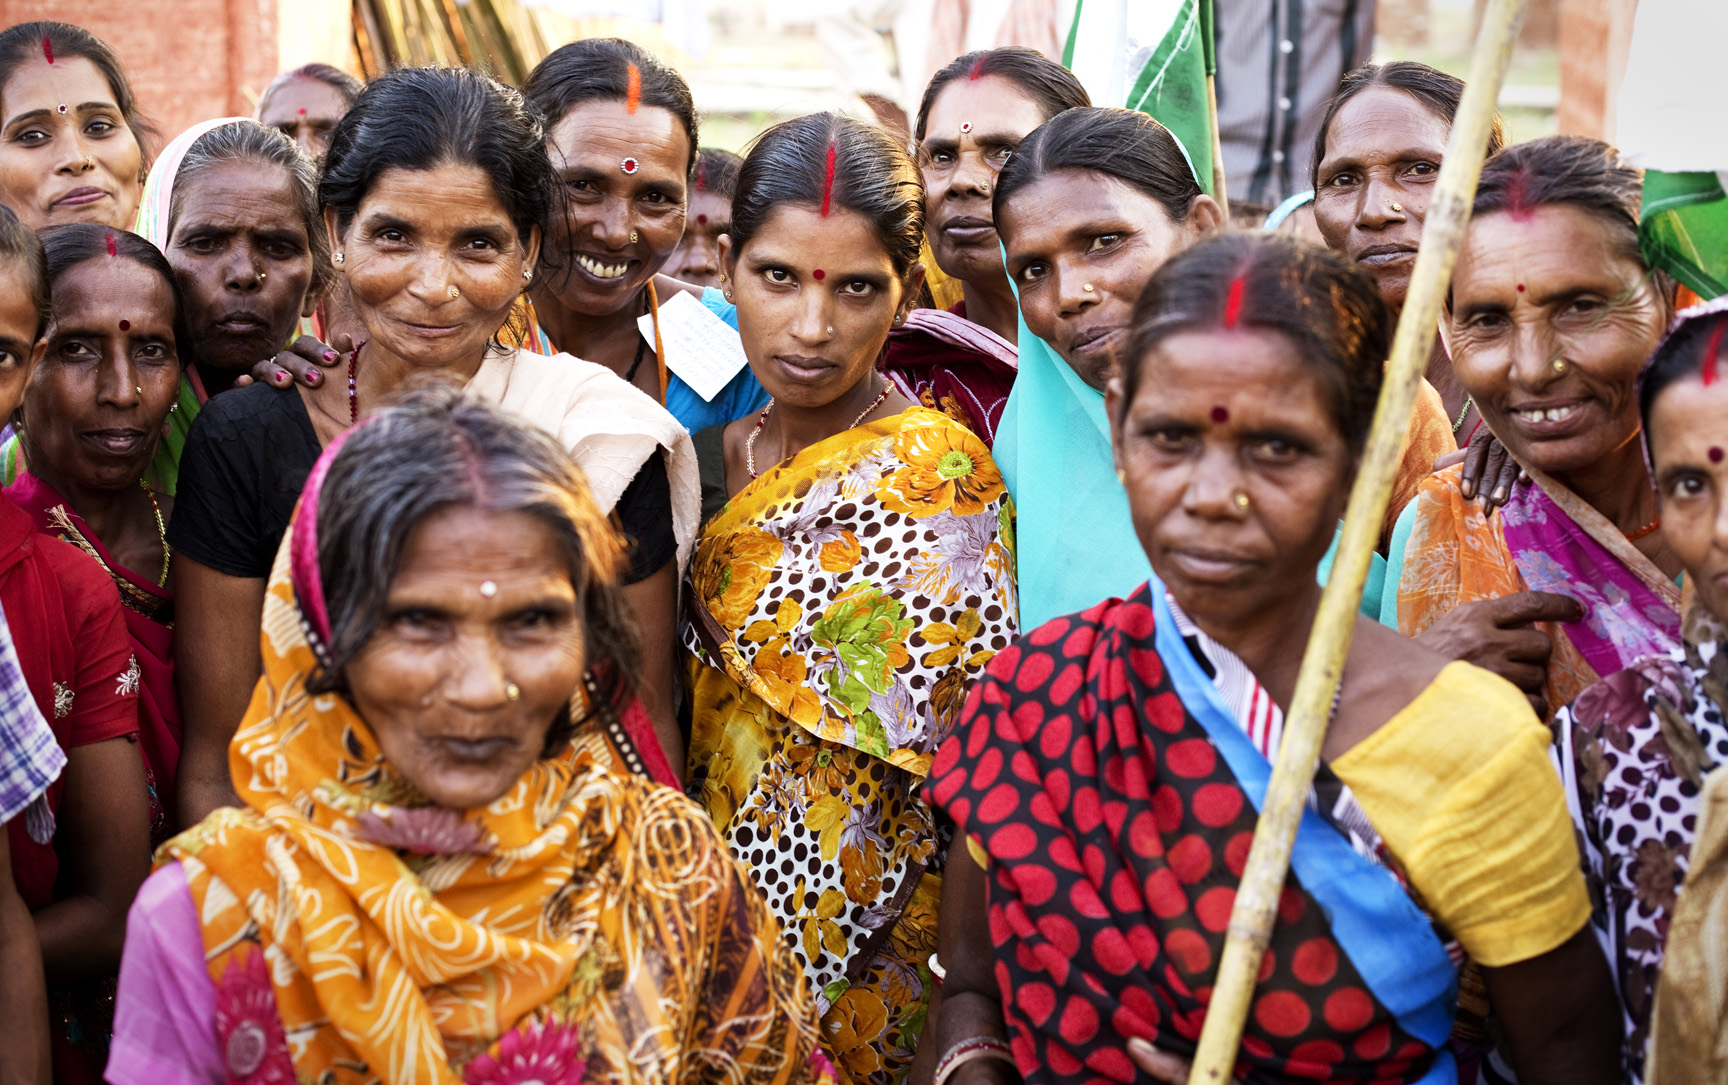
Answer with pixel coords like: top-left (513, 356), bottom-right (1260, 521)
top-left (926, 587), bottom-right (1439, 1084)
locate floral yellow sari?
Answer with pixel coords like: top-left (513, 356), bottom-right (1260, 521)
top-left (683, 407), bottom-right (1018, 1084)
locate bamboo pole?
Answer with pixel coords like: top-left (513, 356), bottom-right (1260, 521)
top-left (1183, 0), bottom-right (1527, 1078)
top-left (1207, 73), bottom-right (1229, 223)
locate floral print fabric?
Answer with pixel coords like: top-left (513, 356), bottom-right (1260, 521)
top-left (1555, 603), bottom-right (1728, 1084)
top-left (157, 507), bottom-right (828, 1084)
top-left (683, 408), bottom-right (1018, 1084)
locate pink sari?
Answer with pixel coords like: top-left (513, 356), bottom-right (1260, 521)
top-left (880, 303), bottom-right (1018, 446)
top-left (4, 472), bottom-right (177, 842)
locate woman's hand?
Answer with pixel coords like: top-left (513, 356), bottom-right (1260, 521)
top-left (1413, 592), bottom-right (1583, 714)
top-left (237, 333), bottom-right (359, 390)
top-left (1127, 1038), bottom-right (1191, 1083)
top-left (1457, 425), bottom-right (1528, 510)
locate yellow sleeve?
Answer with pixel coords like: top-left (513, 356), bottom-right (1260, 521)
top-left (1330, 662), bottom-right (1590, 968)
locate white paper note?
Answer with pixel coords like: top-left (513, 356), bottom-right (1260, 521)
top-left (638, 290), bottom-right (750, 402)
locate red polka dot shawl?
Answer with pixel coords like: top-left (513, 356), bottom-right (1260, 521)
top-left (926, 585), bottom-right (1458, 1084)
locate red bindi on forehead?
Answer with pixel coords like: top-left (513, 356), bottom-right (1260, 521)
top-left (118, 319), bottom-right (130, 331)
top-left (1210, 405), bottom-right (1229, 423)
top-left (696, 213), bottom-right (707, 224)
top-left (1711, 446), bottom-right (1725, 464)
top-left (812, 269), bottom-right (825, 280)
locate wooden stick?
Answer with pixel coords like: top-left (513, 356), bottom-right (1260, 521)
top-left (1183, 0), bottom-right (1527, 1077)
top-left (1207, 73), bottom-right (1229, 223)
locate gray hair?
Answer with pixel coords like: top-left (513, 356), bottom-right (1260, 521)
top-left (306, 381), bottom-right (639, 750)
top-left (169, 119), bottom-right (334, 303)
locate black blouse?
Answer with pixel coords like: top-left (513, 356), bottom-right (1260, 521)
top-left (167, 383), bottom-right (675, 584)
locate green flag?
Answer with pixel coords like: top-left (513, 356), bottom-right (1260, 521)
top-left (1063, 0), bottom-right (1216, 195)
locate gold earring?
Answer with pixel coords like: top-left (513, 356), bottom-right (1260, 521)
top-left (719, 272), bottom-right (727, 283)
top-left (504, 682), bottom-right (521, 702)
top-left (1116, 469), bottom-right (1126, 484)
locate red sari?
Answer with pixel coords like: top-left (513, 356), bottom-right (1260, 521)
top-left (880, 302), bottom-right (1018, 446)
top-left (6, 472), bottom-right (177, 844)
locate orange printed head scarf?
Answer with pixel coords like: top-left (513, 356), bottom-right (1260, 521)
top-left (157, 420), bottom-right (821, 1083)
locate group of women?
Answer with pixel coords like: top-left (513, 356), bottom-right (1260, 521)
top-left (0, 13), bottom-right (1720, 1085)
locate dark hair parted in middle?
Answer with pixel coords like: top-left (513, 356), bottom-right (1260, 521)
top-left (1312, 60), bottom-right (1507, 189)
top-left (0, 21), bottom-right (156, 165)
top-left (1639, 306), bottom-right (1728, 438)
top-left (307, 381), bottom-right (640, 752)
top-left (1122, 232), bottom-right (1390, 454)
top-left (521, 38), bottom-right (699, 176)
top-left (40, 223), bottom-right (191, 366)
top-left (693, 147), bottom-right (743, 200)
top-left (319, 66), bottom-right (557, 245)
top-left (1473, 135), bottom-right (1645, 262)
top-left (914, 46), bottom-right (1091, 142)
top-left (994, 107), bottom-right (1205, 227)
top-left (729, 112), bottom-right (925, 277)
top-left (173, 119), bottom-right (333, 301)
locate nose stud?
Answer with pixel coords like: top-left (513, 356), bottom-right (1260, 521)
top-left (448, 284), bottom-right (461, 299)
top-left (82, 155), bottom-right (95, 171)
top-left (505, 682), bottom-right (521, 702)
top-left (1551, 358), bottom-right (1566, 375)
top-left (1234, 492), bottom-right (1251, 510)
top-left (1390, 202), bottom-right (1403, 212)
top-left (1082, 283), bottom-right (1095, 293)
top-left (629, 230), bottom-right (640, 244)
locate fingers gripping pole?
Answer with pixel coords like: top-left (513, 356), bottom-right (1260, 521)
top-left (1184, 0), bottom-right (1528, 1078)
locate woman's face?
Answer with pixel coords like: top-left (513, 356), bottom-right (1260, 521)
top-left (1650, 369), bottom-right (1728, 622)
top-left (999, 169), bottom-right (1214, 392)
top-left (21, 257), bottom-right (179, 493)
top-left (1449, 205), bottom-right (1666, 480)
top-left (0, 55), bottom-right (143, 230)
top-left (256, 77), bottom-right (350, 160)
top-left (0, 264), bottom-right (44, 419)
top-left (167, 160), bottom-right (316, 375)
top-left (665, 185), bottom-right (731, 288)
top-left (1110, 329), bottom-right (1354, 629)
top-left (543, 100), bottom-right (689, 316)
top-left (721, 204), bottom-right (921, 411)
top-left (1312, 86), bottom-right (1449, 312)
top-left (917, 75), bottom-right (1049, 286)
top-left (327, 162), bottom-right (540, 371)
top-left (345, 504), bottom-right (587, 811)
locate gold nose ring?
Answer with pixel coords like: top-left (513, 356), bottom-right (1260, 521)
top-left (82, 155), bottom-right (95, 171)
top-left (448, 284), bottom-right (460, 299)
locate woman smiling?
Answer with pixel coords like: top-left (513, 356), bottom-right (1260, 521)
top-left (170, 67), bottom-right (696, 828)
top-left (683, 113), bottom-right (1015, 1082)
top-left (0, 22), bottom-right (148, 232)
top-left (521, 38), bottom-right (770, 433)
top-left (1393, 136), bottom-right (1681, 718)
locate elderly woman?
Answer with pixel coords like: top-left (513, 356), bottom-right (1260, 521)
top-left (520, 38), bottom-right (768, 432)
top-left (6, 225), bottom-right (191, 846)
top-left (1392, 136), bottom-right (1681, 717)
top-left (254, 62), bottom-right (361, 160)
top-left (926, 231), bottom-right (1619, 1085)
top-left (170, 66), bottom-right (696, 828)
top-left (1551, 297), bottom-right (1728, 1083)
top-left (1312, 61), bottom-right (1507, 444)
top-left (0, 21), bottom-right (148, 232)
top-left (879, 47), bottom-right (1091, 445)
top-left (685, 111), bottom-right (1015, 1082)
top-left (109, 387), bottom-right (826, 1083)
